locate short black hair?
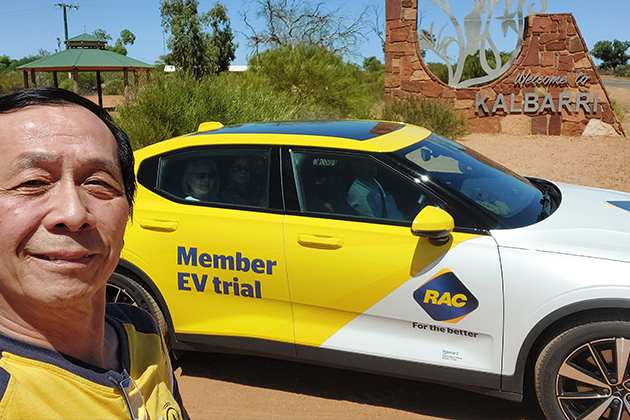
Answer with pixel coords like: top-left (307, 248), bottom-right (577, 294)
top-left (0, 87), bottom-right (136, 213)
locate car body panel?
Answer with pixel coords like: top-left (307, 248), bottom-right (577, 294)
top-left (500, 247), bottom-right (630, 376)
top-left (492, 183), bottom-right (630, 262)
top-left (492, 183), bottom-right (630, 376)
top-left (313, 234), bottom-right (503, 373)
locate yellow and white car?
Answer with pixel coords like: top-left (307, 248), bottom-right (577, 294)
top-left (107, 120), bottom-right (630, 420)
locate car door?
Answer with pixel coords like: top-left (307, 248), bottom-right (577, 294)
top-left (125, 146), bottom-right (294, 348)
top-left (282, 147), bottom-right (504, 375)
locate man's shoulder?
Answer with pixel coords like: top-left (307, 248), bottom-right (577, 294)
top-left (106, 303), bottom-right (160, 336)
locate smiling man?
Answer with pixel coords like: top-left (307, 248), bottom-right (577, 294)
top-left (0, 88), bottom-right (186, 419)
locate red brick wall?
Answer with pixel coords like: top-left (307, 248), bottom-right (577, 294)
top-left (385, 0), bottom-right (623, 136)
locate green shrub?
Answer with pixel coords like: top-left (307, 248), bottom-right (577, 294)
top-left (103, 79), bottom-right (125, 95)
top-left (0, 71), bottom-right (24, 94)
top-left (427, 62), bottom-right (449, 84)
top-left (381, 96), bottom-right (469, 139)
top-left (114, 71), bottom-right (311, 149)
top-left (614, 64), bottom-right (630, 77)
top-left (427, 50), bottom-right (512, 86)
top-left (248, 44), bottom-right (379, 119)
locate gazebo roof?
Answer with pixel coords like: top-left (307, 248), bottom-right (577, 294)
top-left (67, 33), bottom-right (104, 43)
top-left (17, 48), bottom-right (154, 72)
top-left (65, 33), bottom-right (108, 49)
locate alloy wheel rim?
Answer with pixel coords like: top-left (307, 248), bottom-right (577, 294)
top-left (106, 283), bottom-right (137, 306)
top-left (556, 337), bottom-right (630, 420)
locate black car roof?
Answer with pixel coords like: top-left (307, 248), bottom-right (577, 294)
top-left (189, 120), bottom-right (404, 141)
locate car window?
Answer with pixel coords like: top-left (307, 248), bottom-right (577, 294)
top-left (395, 133), bottom-right (552, 228)
top-left (157, 148), bottom-right (271, 209)
top-left (290, 150), bottom-right (436, 222)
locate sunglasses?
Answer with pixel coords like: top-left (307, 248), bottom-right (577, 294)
top-left (192, 172), bottom-right (217, 180)
top-left (115, 372), bottom-right (147, 420)
top-left (231, 164), bottom-right (250, 173)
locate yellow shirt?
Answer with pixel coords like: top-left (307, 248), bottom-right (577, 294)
top-left (0, 304), bottom-right (185, 420)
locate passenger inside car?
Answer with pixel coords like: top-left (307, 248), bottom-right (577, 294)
top-left (220, 156), bottom-right (266, 207)
top-left (183, 159), bottom-right (220, 202)
top-left (347, 160), bottom-right (404, 220)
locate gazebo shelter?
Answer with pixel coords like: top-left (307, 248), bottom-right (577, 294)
top-left (17, 34), bottom-right (154, 107)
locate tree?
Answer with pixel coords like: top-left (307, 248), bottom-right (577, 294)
top-left (92, 29), bottom-right (112, 41)
top-left (0, 55), bottom-right (12, 72)
top-left (92, 29), bottom-right (136, 56)
top-left (243, 0), bottom-right (368, 57)
top-left (207, 3), bottom-right (236, 73)
top-left (160, 0), bottom-right (236, 79)
top-left (592, 39), bottom-right (630, 70)
top-left (120, 29), bottom-right (136, 45)
top-left (419, 29), bottom-right (433, 59)
top-left (362, 56), bottom-right (383, 73)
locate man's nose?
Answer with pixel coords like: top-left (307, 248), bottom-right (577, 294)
top-left (44, 181), bottom-right (96, 231)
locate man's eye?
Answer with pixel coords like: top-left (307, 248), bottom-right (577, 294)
top-left (84, 178), bottom-right (123, 197)
top-left (19, 179), bottom-right (47, 188)
top-left (13, 179), bottom-right (50, 195)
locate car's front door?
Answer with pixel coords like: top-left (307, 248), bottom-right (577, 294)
top-left (282, 148), bottom-right (504, 375)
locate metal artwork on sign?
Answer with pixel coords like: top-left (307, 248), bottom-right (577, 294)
top-left (419, 0), bottom-right (547, 87)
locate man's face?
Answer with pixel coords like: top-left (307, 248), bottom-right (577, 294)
top-left (0, 105), bottom-right (129, 309)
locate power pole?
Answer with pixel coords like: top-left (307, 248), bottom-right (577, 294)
top-left (54, 3), bottom-right (80, 46)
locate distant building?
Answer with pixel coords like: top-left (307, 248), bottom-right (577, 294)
top-left (228, 65), bottom-right (248, 72)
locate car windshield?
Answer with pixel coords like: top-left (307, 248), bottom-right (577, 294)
top-left (395, 133), bottom-right (557, 228)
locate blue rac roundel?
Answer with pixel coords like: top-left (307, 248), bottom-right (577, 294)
top-left (413, 270), bottom-right (479, 323)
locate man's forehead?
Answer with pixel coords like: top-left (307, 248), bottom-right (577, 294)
top-left (0, 104), bottom-right (115, 146)
top-left (0, 104), bottom-right (121, 170)
top-left (0, 103), bottom-right (104, 127)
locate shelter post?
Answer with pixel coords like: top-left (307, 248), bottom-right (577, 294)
top-left (53, 72), bottom-right (58, 88)
top-left (30, 69), bottom-right (36, 87)
top-left (22, 71), bottom-right (29, 88)
top-left (72, 68), bottom-right (79, 93)
top-left (123, 68), bottom-right (128, 88)
top-left (96, 70), bottom-right (103, 107)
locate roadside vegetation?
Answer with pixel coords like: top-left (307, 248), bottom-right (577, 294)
top-left (381, 96), bottom-right (469, 139)
top-left (117, 71), bottom-right (308, 150)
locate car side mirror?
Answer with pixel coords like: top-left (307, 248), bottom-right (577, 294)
top-left (411, 206), bottom-right (454, 245)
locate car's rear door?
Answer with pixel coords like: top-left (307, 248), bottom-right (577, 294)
top-left (281, 147), bottom-right (504, 379)
top-left (125, 146), bottom-right (294, 350)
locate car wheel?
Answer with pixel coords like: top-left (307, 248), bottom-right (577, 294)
top-left (106, 272), bottom-right (169, 342)
top-left (535, 318), bottom-right (630, 420)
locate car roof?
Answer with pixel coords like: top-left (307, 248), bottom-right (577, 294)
top-left (134, 120), bottom-right (433, 161)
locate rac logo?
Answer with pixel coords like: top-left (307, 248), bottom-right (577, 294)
top-left (413, 270), bottom-right (479, 323)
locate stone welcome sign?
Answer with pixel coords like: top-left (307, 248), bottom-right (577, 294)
top-left (385, 0), bottom-right (624, 136)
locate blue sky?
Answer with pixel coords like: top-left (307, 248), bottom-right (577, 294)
top-left (0, 0), bottom-right (627, 67)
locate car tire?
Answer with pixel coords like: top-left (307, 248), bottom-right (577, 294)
top-left (106, 272), bottom-right (169, 343)
top-left (535, 317), bottom-right (630, 420)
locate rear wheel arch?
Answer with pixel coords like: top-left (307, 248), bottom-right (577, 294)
top-left (108, 260), bottom-right (175, 343)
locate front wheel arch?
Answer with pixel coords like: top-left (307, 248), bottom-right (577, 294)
top-left (534, 314), bottom-right (630, 420)
top-left (502, 303), bottom-right (630, 398)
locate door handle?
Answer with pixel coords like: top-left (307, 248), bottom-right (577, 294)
top-left (297, 234), bottom-right (344, 249)
top-left (139, 219), bottom-right (179, 232)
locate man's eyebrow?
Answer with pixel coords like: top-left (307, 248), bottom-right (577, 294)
top-left (10, 152), bottom-right (61, 172)
top-left (11, 152), bottom-right (122, 177)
